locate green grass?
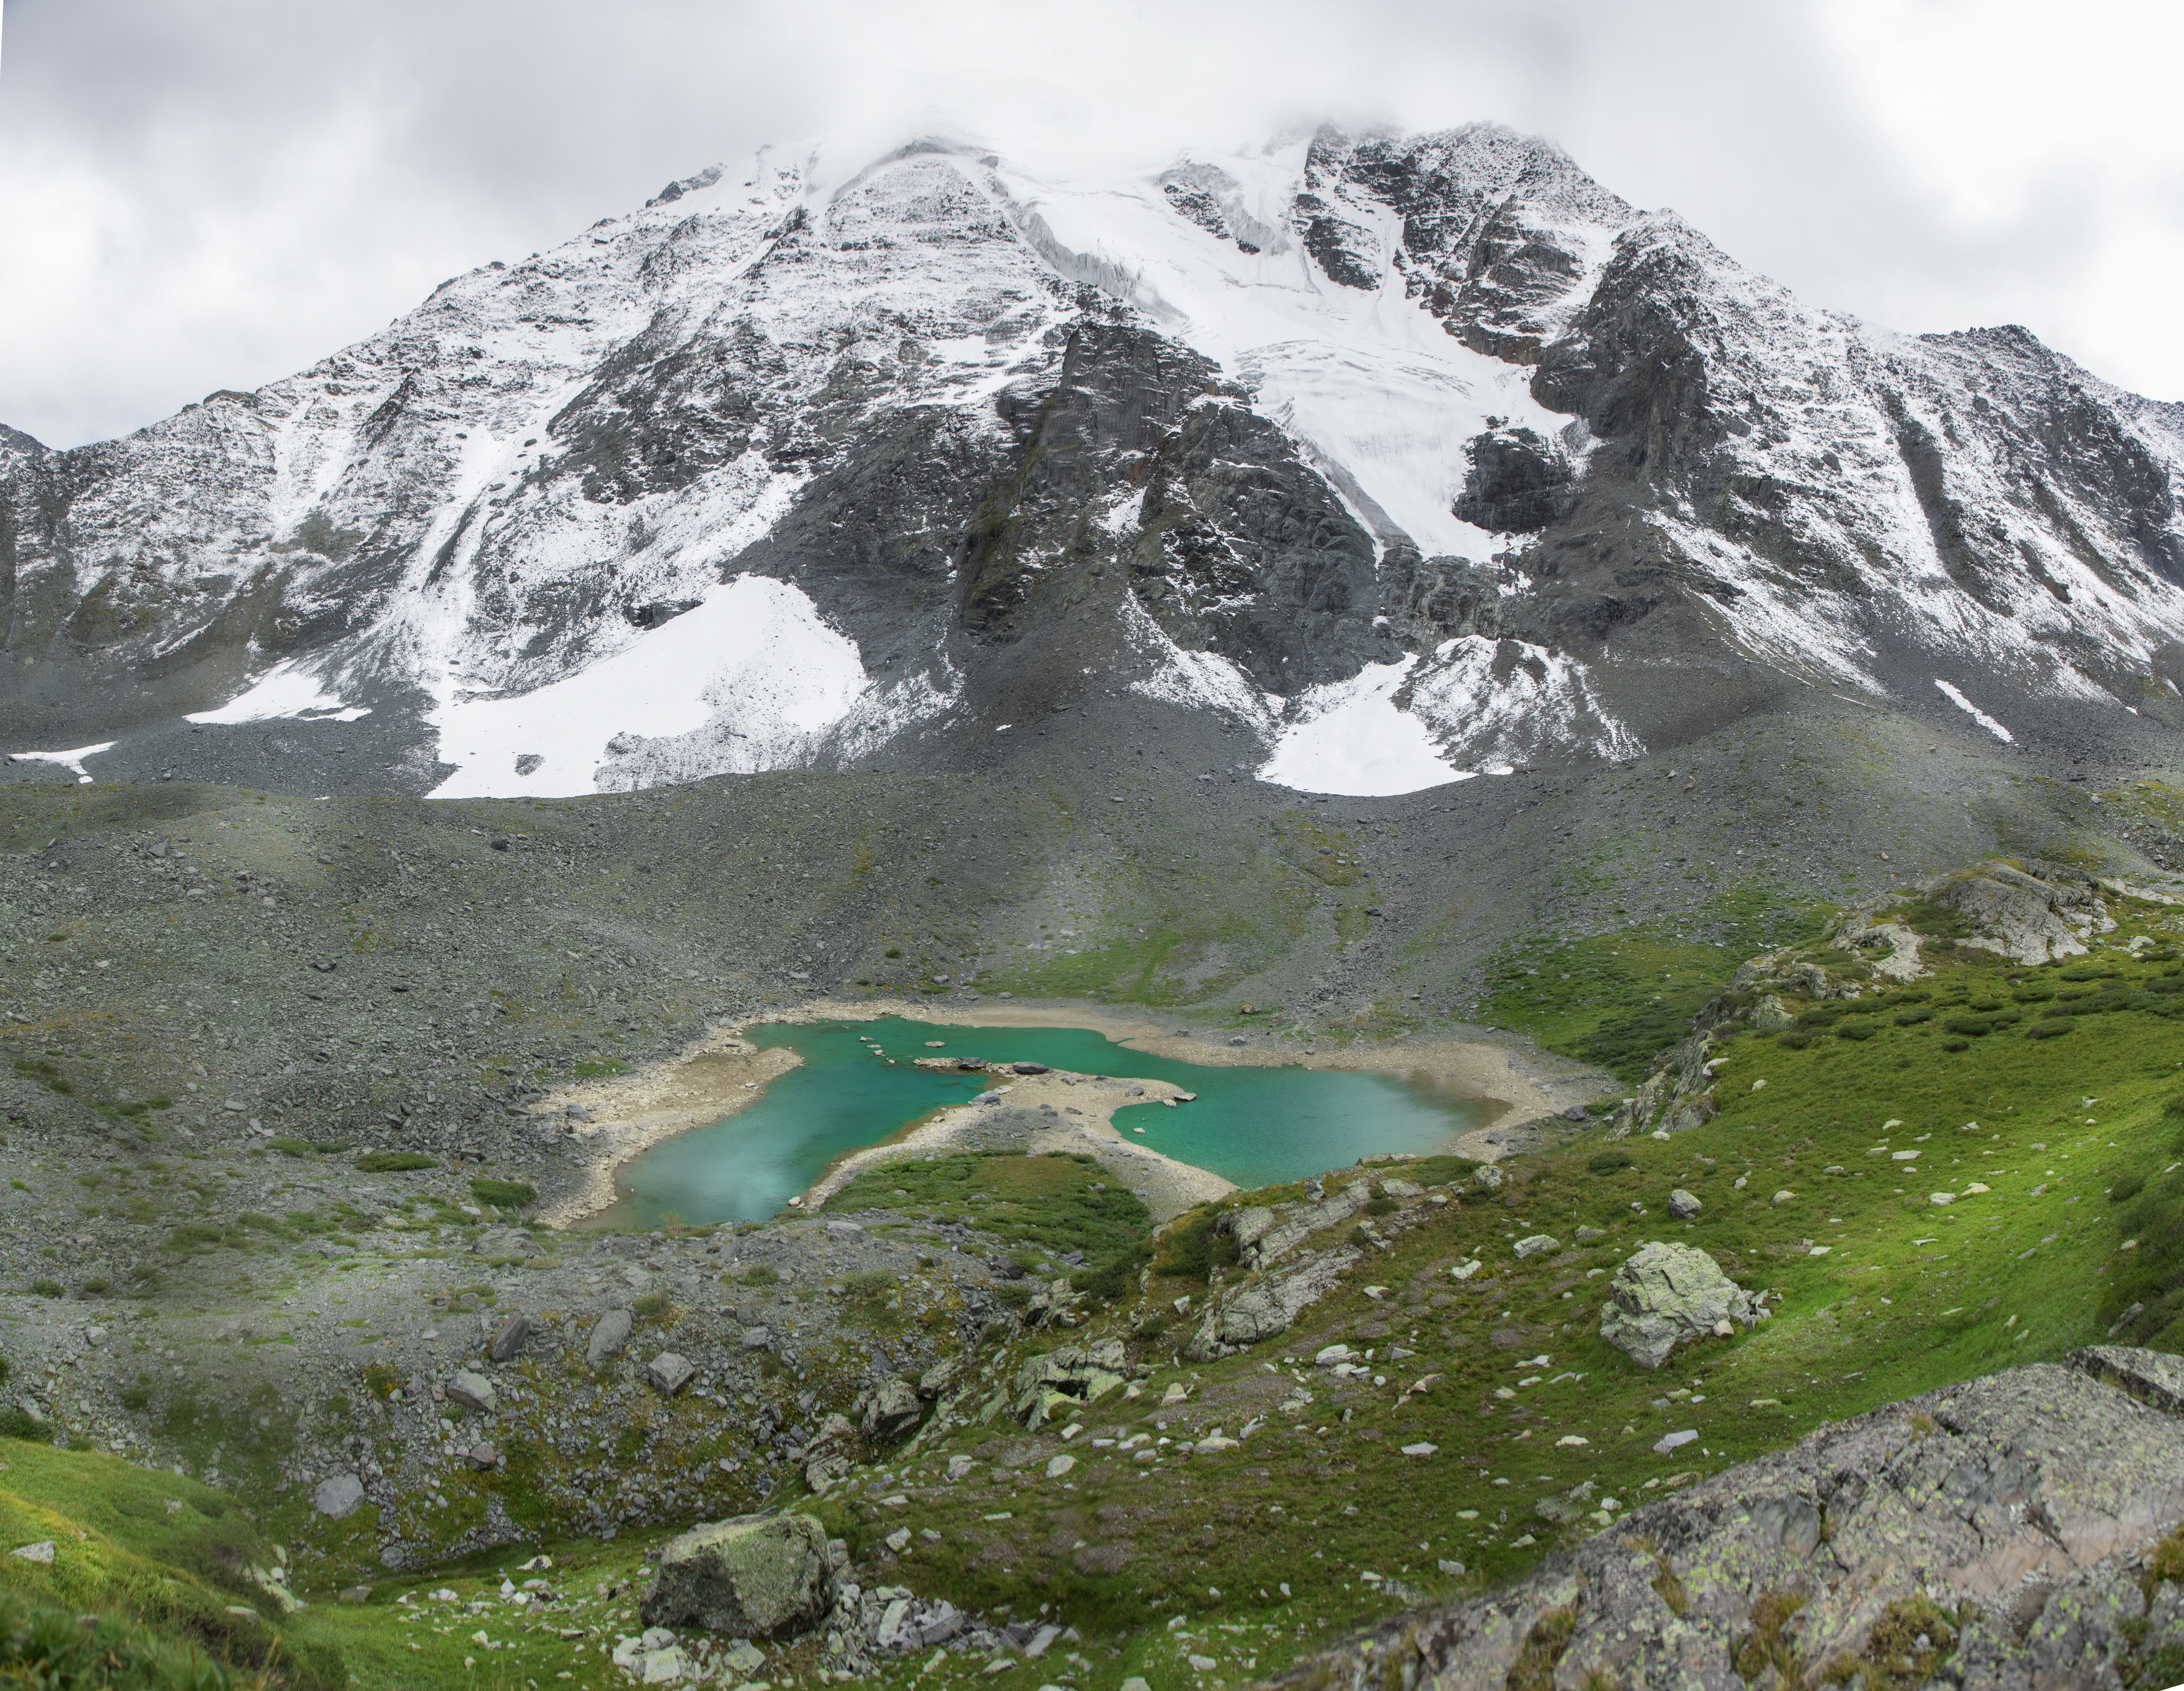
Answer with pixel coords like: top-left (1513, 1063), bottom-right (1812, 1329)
top-left (0, 1438), bottom-right (340, 1687)
top-left (729, 894), bottom-right (2184, 1689)
top-left (467, 1178), bottom-right (537, 1210)
top-left (351, 1153), bottom-right (436, 1174)
top-left (826, 1153), bottom-right (1152, 1265)
top-left (1477, 885), bottom-right (1829, 1082)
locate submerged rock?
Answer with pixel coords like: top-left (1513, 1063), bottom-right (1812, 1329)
top-left (1597, 1241), bottom-right (1755, 1368)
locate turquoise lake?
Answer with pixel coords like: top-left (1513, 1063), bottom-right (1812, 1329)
top-left (594, 1015), bottom-right (1494, 1228)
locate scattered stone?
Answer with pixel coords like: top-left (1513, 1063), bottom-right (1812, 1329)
top-left (1513, 1235), bottom-right (1561, 1259)
top-left (739, 1325), bottom-right (774, 1351)
top-left (488, 1312), bottom-right (532, 1363)
top-left (338, 1586), bottom-right (373, 1604)
top-left (1598, 1242), bottom-right (1758, 1370)
top-left (1667, 1189), bottom-right (1702, 1219)
top-left (446, 1370), bottom-right (498, 1413)
top-left (1381, 1179), bottom-right (1424, 1198)
top-left (947, 1455), bottom-right (978, 1481)
top-left (464, 1442), bottom-right (498, 1471)
top-left (313, 1473), bottom-right (366, 1520)
top-left (10, 1542), bottom-right (55, 1564)
top-left (645, 1352), bottom-right (696, 1395)
top-left (1930, 1192), bottom-right (1956, 1206)
top-left (639, 1511), bottom-right (837, 1640)
top-left (1473, 1164), bottom-right (1504, 1192)
top-left (1653, 1429), bottom-right (1699, 1454)
top-left (1401, 1442), bottom-right (1439, 1458)
top-left (884, 1528), bottom-right (912, 1553)
top-left (1573, 1226), bottom-right (1605, 1244)
top-left (1045, 1455), bottom-right (1076, 1479)
top-left (1772, 1190), bottom-right (1796, 1207)
top-left (473, 1226), bottom-right (537, 1259)
top-left (587, 1308), bottom-right (635, 1367)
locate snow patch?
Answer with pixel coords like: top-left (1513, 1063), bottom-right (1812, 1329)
top-left (1934, 679), bottom-right (2014, 743)
top-left (1258, 658), bottom-right (1467, 797)
top-left (426, 575), bottom-right (875, 799)
top-left (185, 664), bottom-right (371, 724)
top-left (7, 742), bottom-right (115, 784)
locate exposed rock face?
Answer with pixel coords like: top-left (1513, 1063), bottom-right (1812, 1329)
top-left (1184, 1245), bottom-right (1360, 1360)
top-left (1009, 1339), bottom-right (1129, 1429)
top-left (1451, 427), bottom-right (1572, 534)
top-left (1267, 1355), bottom-right (2184, 1691)
top-left (1928, 862), bottom-right (2115, 964)
top-left (639, 1511), bottom-right (838, 1640)
top-left (1597, 1242), bottom-right (1756, 1369)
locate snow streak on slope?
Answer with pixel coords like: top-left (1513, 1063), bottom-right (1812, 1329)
top-left (185, 665), bottom-right (371, 724)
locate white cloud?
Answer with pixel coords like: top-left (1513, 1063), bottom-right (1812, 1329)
top-left (1, 0), bottom-right (2178, 451)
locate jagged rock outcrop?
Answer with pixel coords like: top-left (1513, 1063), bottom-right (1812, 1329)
top-left (1265, 1352), bottom-right (2184, 1690)
top-left (1183, 1245), bottom-right (1359, 1360)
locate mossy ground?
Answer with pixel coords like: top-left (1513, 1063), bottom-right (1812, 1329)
top-left (1475, 886), bottom-right (1828, 1083)
top-left (826, 1153), bottom-right (1153, 1269)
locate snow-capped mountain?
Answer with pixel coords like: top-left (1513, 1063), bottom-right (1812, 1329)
top-left (5, 124), bottom-right (2181, 797)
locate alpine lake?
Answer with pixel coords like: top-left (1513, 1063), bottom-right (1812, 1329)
top-left (593, 1015), bottom-right (1495, 1227)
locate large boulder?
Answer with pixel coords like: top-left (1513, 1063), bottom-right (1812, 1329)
top-left (586, 1308), bottom-right (633, 1367)
top-left (1597, 1241), bottom-right (1756, 1369)
top-left (859, 1376), bottom-right (922, 1441)
top-left (639, 1512), bottom-right (837, 1639)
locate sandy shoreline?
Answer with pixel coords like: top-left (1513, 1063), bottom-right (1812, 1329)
top-left (531, 994), bottom-right (1600, 1229)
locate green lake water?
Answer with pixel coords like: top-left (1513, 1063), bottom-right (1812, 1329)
top-left (594, 1015), bottom-right (1494, 1229)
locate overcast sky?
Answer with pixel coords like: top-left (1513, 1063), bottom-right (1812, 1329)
top-left (2, 0), bottom-right (2180, 450)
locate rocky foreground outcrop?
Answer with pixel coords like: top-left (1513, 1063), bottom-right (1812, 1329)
top-left (1268, 1348), bottom-right (2184, 1690)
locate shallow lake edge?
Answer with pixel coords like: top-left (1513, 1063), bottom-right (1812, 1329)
top-left (534, 994), bottom-right (1601, 1229)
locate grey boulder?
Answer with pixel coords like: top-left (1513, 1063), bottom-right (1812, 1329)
top-left (313, 1473), bottom-right (365, 1519)
top-left (645, 1352), bottom-right (695, 1395)
top-left (488, 1312), bottom-right (532, 1363)
top-left (586, 1308), bottom-right (634, 1367)
top-left (859, 1376), bottom-right (923, 1441)
top-left (1597, 1241), bottom-right (1755, 1369)
top-left (1667, 1188), bottom-right (1703, 1219)
top-left (639, 1511), bottom-right (837, 1639)
top-left (473, 1226), bottom-right (537, 1259)
top-left (446, 1370), bottom-right (498, 1412)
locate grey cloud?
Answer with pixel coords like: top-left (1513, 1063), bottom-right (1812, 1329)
top-left (0, 0), bottom-right (2175, 449)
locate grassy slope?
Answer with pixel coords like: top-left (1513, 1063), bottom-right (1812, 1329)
top-left (7, 889), bottom-right (2184, 1687)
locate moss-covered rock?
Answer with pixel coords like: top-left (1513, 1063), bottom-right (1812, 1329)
top-left (638, 1510), bottom-right (837, 1639)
